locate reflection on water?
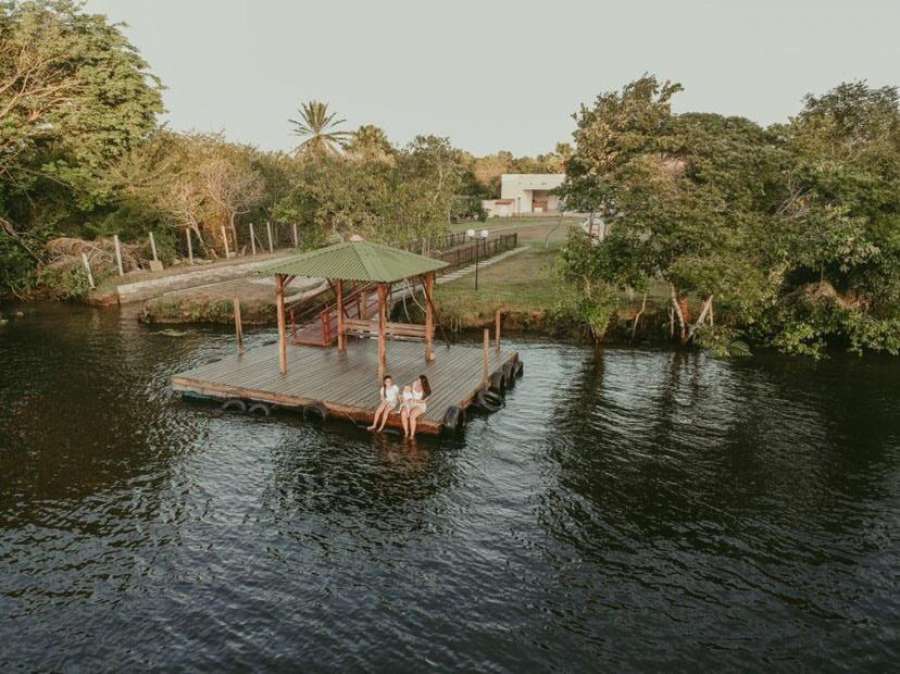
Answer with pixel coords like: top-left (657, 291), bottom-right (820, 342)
top-left (1, 304), bottom-right (898, 671)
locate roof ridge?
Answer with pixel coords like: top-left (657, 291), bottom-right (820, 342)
top-left (353, 241), bottom-right (382, 281)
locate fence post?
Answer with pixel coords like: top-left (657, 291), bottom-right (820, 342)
top-left (249, 222), bottom-right (257, 256)
top-left (113, 234), bottom-right (124, 276)
top-left (483, 328), bottom-right (490, 387)
top-left (221, 226), bottom-right (231, 258)
top-left (234, 296), bottom-right (244, 354)
top-left (81, 253), bottom-right (95, 289)
top-left (186, 228), bottom-right (194, 264)
top-left (266, 221), bottom-right (274, 254)
top-left (148, 231), bottom-right (163, 271)
top-left (292, 223), bottom-right (299, 248)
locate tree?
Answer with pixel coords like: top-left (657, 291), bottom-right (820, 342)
top-left (472, 152), bottom-right (513, 198)
top-left (560, 76), bottom-right (900, 356)
top-left (559, 77), bottom-right (781, 346)
top-left (200, 152), bottom-right (265, 248)
top-left (289, 100), bottom-right (351, 157)
top-left (0, 0), bottom-right (163, 291)
top-left (346, 124), bottom-right (394, 163)
top-left (764, 81), bottom-right (900, 355)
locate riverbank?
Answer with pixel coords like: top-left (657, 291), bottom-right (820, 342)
top-left (433, 236), bottom-right (674, 344)
top-left (140, 276), bottom-right (325, 325)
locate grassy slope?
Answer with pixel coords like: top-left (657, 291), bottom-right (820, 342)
top-left (436, 245), bottom-right (567, 319)
top-left (437, 217), bottom-right (580, 331)
top-left (438, 216), bottom-right (674, 336)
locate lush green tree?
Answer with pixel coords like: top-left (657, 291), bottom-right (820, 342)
top-left (272, 134), bottom-right (475, 245)
top-left (761, 82), bottom-right (900, 355)
top-left (0, 0), bottom-right (163, 292)
top-left (560, 76), bottom-right (900, 356)
top-left (346, 124), bottom-right (394, 163)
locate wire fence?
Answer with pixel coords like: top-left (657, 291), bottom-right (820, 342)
top-left (109, 225), bottom-right (518, 278)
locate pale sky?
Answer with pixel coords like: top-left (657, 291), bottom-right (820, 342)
top-left (85, 0), bottom-right (900, 156)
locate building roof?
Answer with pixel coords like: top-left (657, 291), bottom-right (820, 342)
top-left (257, 239), bottom-right (448, 283)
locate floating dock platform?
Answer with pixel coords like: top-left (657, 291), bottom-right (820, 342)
top-left (171, 339), bottom-right (519, 435)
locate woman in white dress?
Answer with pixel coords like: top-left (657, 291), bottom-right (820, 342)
top-left (367, 375), bottom-right (400, 432)
top-left (401, 374), bottom-right (431, 439)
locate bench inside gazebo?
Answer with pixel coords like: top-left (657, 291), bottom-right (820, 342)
top-left (170, 238), bottom-right (521, 435)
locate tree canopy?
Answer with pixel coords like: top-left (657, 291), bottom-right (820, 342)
top-left (559, 75), bottom-right (900, 356)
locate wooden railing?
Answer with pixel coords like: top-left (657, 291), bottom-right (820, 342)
top-left (436, 233), bottom-right (518, 272)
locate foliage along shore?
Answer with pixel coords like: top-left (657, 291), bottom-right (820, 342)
top-left (2, 2), bottom-right (899, 358)
top-left (556, 77), bottom-right (900, 358)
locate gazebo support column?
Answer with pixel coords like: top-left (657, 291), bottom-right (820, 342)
top-left (424, 272), bottom-right (435, 362)
top-left (377, 283), bottom-right (387, 379)
top-left (336, 278), bottom-right (345, 351)
top-left (276, 274), bottom-right (288, 374)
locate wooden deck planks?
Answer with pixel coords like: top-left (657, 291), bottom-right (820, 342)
top-left (172, 337), bottom-right (518, 433)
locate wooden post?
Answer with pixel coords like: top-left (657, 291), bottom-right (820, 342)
top-left (221, 226), bottom-right (231, 258)
top-left (186, 228), bottom-right (194, 265)
top-left (483, 328), bottom-right (490, 387)
top-left (249, 222), bottom-right (257, 256)
top-left (266, 221), bottom-right (274, 253)
top-left (276, 274), bottom-right (287, 374)
top-left (234, 296), bottom-right (244, 354)
top-left (113, 234), bottom-right (124, 276)
top-left (292, 223), bottom-right (299, 248)
top-left (148, 231), bottom-right (163, 271)
top-left (424, 273), bottom-right (435, 362)
top-left (81, 253), bottom-right (95, 289)
top-left (377, 283), bottom-right (387, 379)
top-left (361, 288), bottom-right (368, 319)
top-left (495, 309), bottom-right (501, 354)
top-left (336, 278), bottom-right (345, 351)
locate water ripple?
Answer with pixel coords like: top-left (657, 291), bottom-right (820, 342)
top-left (1, 305), bottom-right (899, 671)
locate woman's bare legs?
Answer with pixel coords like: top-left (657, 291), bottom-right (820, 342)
top-left (401, 407), bottom-right (410, 437)
top-left (408, 408), bottom-right (423, 439)
top-left (367, 401), bottom-right (387, 431)
top-left (377, 405), bottom-right (393, 431)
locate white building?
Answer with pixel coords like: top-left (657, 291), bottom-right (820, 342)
top-left (482, 173), bottom-right (566, 217)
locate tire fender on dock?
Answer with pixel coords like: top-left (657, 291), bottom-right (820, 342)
top-left (442, 405), bottom-right (465, 433)
top-left (489, 371), bottom-right (506, 394)
top-left (502, 361), bottom-right (516, 389)
top-left (475, 390), bottom-right (503, 413)
top-left (248, 403), bottom-right (271, 416)
top-left (221, 399), bottom-right (247, 413)
top-left (303, 401), bottom-right (328, 423)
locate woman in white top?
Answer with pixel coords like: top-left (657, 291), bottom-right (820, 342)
top-left (367, 375), bottom-right (400, 432)
top-left (401, 374), bottom-right (431, 439)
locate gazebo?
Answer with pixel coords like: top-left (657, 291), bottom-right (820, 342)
top-left (258, 239), bottom-right (449, 377)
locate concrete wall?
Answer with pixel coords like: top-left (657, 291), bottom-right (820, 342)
top-left (500, 174), bottom-right (566, 214)
top-left (482, 199), bottom-right (516, 218)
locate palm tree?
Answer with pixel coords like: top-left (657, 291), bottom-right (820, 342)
top-left (289, 100), bottom-right (350, 156)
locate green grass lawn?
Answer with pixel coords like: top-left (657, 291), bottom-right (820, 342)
top-left (451, 215), bottom-right (582, 246)
top-left (435, 245), bottom-right (569, 328)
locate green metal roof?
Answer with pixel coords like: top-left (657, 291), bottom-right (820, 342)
top-left (256, 240), bottom-right (448, 283)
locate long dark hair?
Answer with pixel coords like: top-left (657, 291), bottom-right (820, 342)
top-left (418, 374), bottom-right (431, 398)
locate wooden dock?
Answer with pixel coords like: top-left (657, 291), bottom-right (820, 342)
top-left (171, 338), bottom-right (519, 435)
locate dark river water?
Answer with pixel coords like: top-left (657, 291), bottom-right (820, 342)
top-left (1, 303), bottom-right (898, 672)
